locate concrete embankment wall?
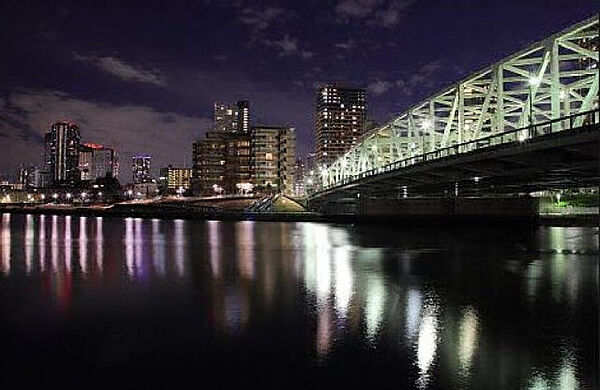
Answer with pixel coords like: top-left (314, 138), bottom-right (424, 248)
top-left (319, 197), bottom-right (540, 218)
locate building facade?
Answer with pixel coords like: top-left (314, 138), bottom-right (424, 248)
top-left (214, 100), bottom-right (250, 133)
top-left (159, 165), bottom-right (193, 192)
top-left (293, 158), bottom-right (306, 197)
top-left (44, 121), bottom-right (81, 186)
top-left (132, 154), bottom-right (152, 183)
top-left (250, 125), bottom-right (295, 196)
top-left (78, 143), bottom-right (116, 182)
top-left (192, 132), bottom-right (251, 195)
top-left (315, 84), bottom-right (366, 168)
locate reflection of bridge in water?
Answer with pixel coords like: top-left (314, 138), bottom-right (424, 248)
top-left (311, 16), bottom-right (599, 215)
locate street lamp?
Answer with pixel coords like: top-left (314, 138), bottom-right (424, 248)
top-left (528, 76), bottom-right (541, 128)
top-left (421, 119), bottom-right (433, 153)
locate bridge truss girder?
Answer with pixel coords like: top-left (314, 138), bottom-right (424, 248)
top-left (323, 16), bottom-right (599, 188)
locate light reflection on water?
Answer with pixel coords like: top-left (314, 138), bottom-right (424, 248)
top-left (0, 213), bottom-right (597, 388)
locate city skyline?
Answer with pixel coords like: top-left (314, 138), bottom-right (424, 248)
top-left (0, 1), bottom-right (597, 180)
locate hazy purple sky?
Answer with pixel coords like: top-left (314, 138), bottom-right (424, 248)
top-left (0, 0), bottom-right (597, 181)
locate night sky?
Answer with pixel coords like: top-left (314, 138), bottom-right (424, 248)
top-left (0, 0), bottom-right (597, 181)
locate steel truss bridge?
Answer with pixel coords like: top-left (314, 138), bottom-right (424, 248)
top-left (313, 16), bottom-right (599, 203)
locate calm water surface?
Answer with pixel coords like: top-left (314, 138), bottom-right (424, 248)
top-left (0, 214), bottom-right (598, 389)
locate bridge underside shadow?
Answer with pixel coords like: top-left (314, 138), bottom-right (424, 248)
top-left (309, 123), bottom-right (599, 218)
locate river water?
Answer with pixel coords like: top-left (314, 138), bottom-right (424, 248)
top-left (0, 213), bottom-right (598, 389)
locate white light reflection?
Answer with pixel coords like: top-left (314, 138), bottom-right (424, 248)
top-left (528, 345), bottom-right (580, 389)
top-left (64, 216), bottom-right (72, 272)
top-left (95, 217), bottom-right (103, 273)
top-left (333, 245), bottom-right (353, 317)
top-left (458, 307), bottom-right (479, 376)
top-left (236, 221), bottom-right (255, 280)
top-left (208, 221), bottom-right (221, 277)
top-left (1, 214), bottom-right (10, 274)
top-left (125, 218), bottom-right (134, 275)
top-left (316, 305), bottom-right (332, 358)
top-left (25, 215), bottom-right (34, 273)
top-left (528, 373), bottom-right (550, 390)
top-left (79, 217), bottom-right (87, 273)
top-left (302, 223), bottom-right (334, 358)
top-left (174, 219), bottom-right (184, 276)
top-left (365, 274), bottom-right (386, 342)
top-left (51, 215), bottom-right (58, 271)
top-left (406, 289), bottom-right (422, 340)
top-left (152, 219), bottom-right (165, 276)
top-left (134, 218), bottom-right (143, 274)
top-left (39, 215), bottom-right (46, 272)
top-left (309, 224), bottom-right (332, 306)
top-left (415, 295), bottom-right (440, 389)
top-left (555, 349), bottom-right (579, 389)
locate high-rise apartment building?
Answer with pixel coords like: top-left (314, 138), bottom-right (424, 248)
top-left (315, 83), bottom-right (366, 168)
top-left (214, 100), bottom-right (250, 133)
top-left (159, 165), bottom-right (193, 192)
top-left (132, 154), bottom-right (152, 183)
top-left (44, 121), bottom-right (81, 186)
top-left (78, 143), bottom-right (116, 182)
top-left (250, 125), bottom-right (296, 195)
top-left (277, 127), bottom-right (295, 196)
top-left (192, 132), bottom-right (251, 195)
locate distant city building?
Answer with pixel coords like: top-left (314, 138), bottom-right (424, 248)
top-left (15, 166), bottom-right (32, 190)
top-left (304, 151), bottom-right (318, 194)
top-left (79, 143), bottom-right (116, 182)
top-left (250, 125), bottom-right (296, 195)
top-left (31, 168), bottom-right (52, 189)
top-left (132, 154), bottom-right (152, 183)
top-left (214, 100), bottom-right (250, 133)
top-left (159, 165), bottom-right (193, 192)
top-left (315, 83), bottom-right (366, 168)
top-left (293, 158), bottom-right (306, 197)
top-left (44, 121), bottom-right (81, 186)
top-left (128, 182), bottom-right (159, 199)
top-left (192, 132), bottom-right (251, 195)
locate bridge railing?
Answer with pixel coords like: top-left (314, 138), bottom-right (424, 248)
top-left (318, 108), bottom-right (599, 193)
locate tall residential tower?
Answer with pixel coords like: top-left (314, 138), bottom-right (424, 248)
top-left (214, 100), bottom-right (250, 133)
top-left (314, 84), bottom-right (366, 168)
top-left (44, 121), bottom-right (81, 186)
top-left (132, 154), bottom-right (152, 183)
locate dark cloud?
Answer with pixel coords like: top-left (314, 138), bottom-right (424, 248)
top-left (335, 0), bottom-right (417, 28)
top-left (395, 61), bottom-right (443, 96)
top-left (265, 35), bottom-right (314, 59)
top-left (73, 53), bottom-right (167, 87)
top-left (237, 6), bottom-right (287, 31)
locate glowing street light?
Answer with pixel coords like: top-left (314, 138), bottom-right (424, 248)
top-left (421, 119), bottom-right (433, 153)
top-left (52, 193), bottom-right (59, 199)
top-left (528, 76), bottom-right (541, 128)
top-left (65, 193), bottom-right (72, 200)
top-left (421, 119), bottom-right (433, 131)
